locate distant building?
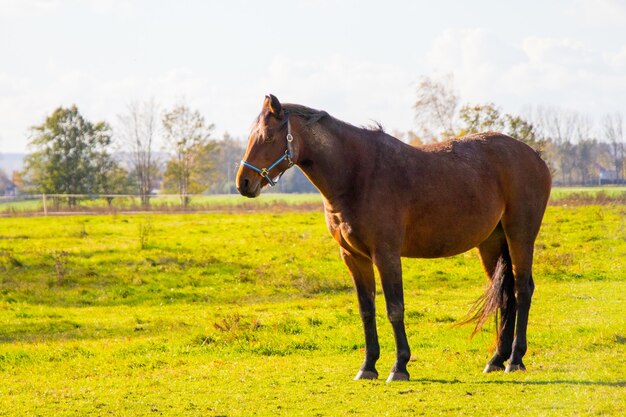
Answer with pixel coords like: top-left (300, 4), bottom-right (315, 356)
top-left (4, 182), bottom-right (17, 196)
top-left (596, 164), bottom-right (621, 185)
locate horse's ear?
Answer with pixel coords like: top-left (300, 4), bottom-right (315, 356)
top-left (264, 94), bottom-right (282, 117)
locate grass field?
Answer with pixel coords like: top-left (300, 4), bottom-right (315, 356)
top-left (0, 193), bottom-right (325, 216)
top-left (550, 186), bottom-right (626, 205)
top-left (2, 186), bottom-right (626, 215)
top-left (0, 205), bottom-right (625, 415)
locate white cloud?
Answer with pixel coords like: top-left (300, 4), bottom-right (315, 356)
top-left (570, 0), bottom-right (626, 25)
top-left (521, 37), bottom-right (610, 75)
top-left (0, 66), bottom-right (216, 152)
top-left (425, 28), bottom-right (626, 120)
top-left (426, 28), bottom-right (527, 103)
top-left (2, 53), bottom-right (419, 151)
top-left (606, 45), bottom-right (626, 68)
top-left (258, 55), bottom-right (415, 132)
top-left (0, 0), bottom-right (62, 17)
top-left (86, 0), bottom-right (138, 18)
top-left (428, 28), bottom-right (525, 71)
top-left (0, 0), bottom-right (137, 17)
top-left (2, 4), bottom-right (626, 153)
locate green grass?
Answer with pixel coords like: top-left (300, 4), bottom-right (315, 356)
top-left (0, 193), bottom-right (324, 215)
top-left (550, 186), bottom-right (626, 196)
top-left (0, 206), bottom-right (625, 416)
top-left (3, 186), bottom-right (626, 215)
top-left (550, 186), bottom-right (626, 205)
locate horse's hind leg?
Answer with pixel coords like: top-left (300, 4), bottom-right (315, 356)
top-left (477, 224), bottom-right (516, 373)
top-left (502, 210), bottom-right (542, 372)
top-left (503, 238), bottom-right (535, 372)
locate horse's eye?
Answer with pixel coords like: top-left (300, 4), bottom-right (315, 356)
top-left (262, 130), bottom-right (274, 143)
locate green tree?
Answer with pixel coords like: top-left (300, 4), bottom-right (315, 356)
top-left (458, 103), bottom-right (503, 135)
top-left (161, 104), bottom-right (215, 205)
top-left (458, 102), bottom-right (545, 153)
top-left (22, 106), bottom-right (123, 206)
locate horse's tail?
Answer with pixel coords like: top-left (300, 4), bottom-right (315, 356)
top-left (457, 254), bottom-right (515, 339)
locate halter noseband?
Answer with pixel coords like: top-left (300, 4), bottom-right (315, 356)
top-left (240, 113), bottom-right (295, 187)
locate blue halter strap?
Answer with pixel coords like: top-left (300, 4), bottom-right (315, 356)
top-left (240, 114), bottom-right (295, 187)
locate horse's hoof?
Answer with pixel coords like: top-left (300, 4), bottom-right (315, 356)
top-left (354, 370), bottom-right (378, 380)
top-left (505, 363), bottom-right (526, 373)
top-left (483, 363), bottom-right (505, 373)
top-left (386, 371), bottom-right (410, 382)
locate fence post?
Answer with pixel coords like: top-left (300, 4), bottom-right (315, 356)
top-left (42, 194), bottom-right (48, 216)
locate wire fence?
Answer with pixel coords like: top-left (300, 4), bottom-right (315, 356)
top-left (0, 193), bottom-right (323, 217)
top-left (4, 187), bottom-right (626, 217)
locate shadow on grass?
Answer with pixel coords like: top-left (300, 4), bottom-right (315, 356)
top-left (0, 321), bottom-right (139, 344)
top-left (414, 377), bottom-right (626, 387)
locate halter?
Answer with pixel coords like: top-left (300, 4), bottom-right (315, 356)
top-left (240, 113), bottom-right (295, 187)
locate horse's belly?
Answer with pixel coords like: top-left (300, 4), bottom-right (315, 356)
top-left (401, 236), bottom-right (483, 258)
top-left (400, 204), bottom-right (503, 258)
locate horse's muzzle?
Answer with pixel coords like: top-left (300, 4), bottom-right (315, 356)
top-left (237, 177), bottom-right (261, 198)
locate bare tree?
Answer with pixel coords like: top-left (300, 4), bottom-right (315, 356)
top-left (209, 132), bottom-right (245, 194)
top-left (117, 99), bottom-right (160, 207)
top-left (575, 139), bottom-right (597, 185)
top-left (0, 168), bottom-right (10, 195)
top-left (602, 113), bottom-right (624, 182)
top-left (162, 103), bottom-right (215, 206)
top-left (413, 74), bottom-right (459, 140)
top-left (529, 106), bottom-right (581, 185)
top-left (572, 115), bottom-right (595, 185)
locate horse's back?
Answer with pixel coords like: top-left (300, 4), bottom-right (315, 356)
top-left (426, 132), bottom-right (551, 201)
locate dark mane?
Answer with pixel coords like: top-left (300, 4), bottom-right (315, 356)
top-left (284, 104), bottom-right (329, 125)
top-left (284, 103), bottom-right (384, 133)
top-left (363, 121), bottom-right (385, 133)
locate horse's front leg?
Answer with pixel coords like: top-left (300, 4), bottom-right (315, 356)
top-left (374, 251), bottom-right (411, 382)
top-left (340, 248), bottom-right (380, 380)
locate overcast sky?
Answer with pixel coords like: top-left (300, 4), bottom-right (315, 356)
top-left (1, 0), bottom-right (625, 153)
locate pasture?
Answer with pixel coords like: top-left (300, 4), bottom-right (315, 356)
top-left (0, 193), bottom-right (325, 216)
top-left (0, 205), bottom-right (625, 416)
top-left (2, 186), bottom-right (626, 216)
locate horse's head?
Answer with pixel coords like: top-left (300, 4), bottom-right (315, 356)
top-left (237, 94), bottom-right (295, 198)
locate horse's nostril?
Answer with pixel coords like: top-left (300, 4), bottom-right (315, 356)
top-left (242, 178), bottom-right (250, 190)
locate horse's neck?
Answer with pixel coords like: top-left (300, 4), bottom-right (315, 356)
top-left (295, 120), bottom-right (359, 205)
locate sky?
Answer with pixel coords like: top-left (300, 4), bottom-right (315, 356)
top-left (1, 0), bottom-right (625, 153)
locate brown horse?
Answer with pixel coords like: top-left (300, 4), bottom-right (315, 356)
top-left (237, 95), bottom-right (551, 382)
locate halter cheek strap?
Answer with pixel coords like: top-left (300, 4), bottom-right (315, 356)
top-left (240, 115), bottom-right (295, 187)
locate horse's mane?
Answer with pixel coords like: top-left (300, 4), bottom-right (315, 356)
top-left (284, 103), bottom-right (384, 134)
top-left (284, 104), bottom-right (329, 125)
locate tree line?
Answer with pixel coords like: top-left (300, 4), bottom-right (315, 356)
top-left (3, 78), bottom-right (625, 201)
top-left (5, 100), bottom-right (315, 206)
top-left (410, 74), bottom-right (625, 186)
